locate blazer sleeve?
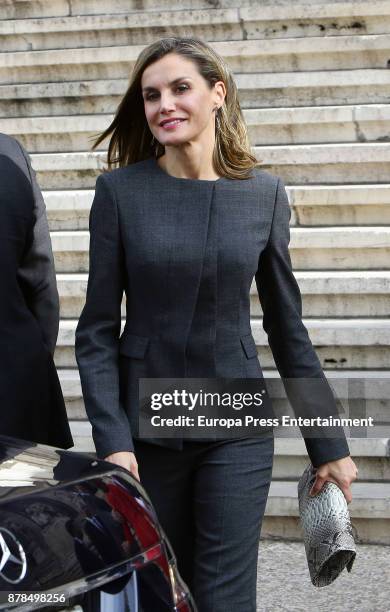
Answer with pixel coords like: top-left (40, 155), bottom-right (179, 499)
top-left (255, 176), bottom-right (350, 468)
top-left (16, 141), bottom-right (59, 355)
top-left (75, 173), bottom-right (134, 459)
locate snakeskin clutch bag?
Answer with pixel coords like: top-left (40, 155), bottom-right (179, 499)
top-left (298, 463), bottom-right (357, 587)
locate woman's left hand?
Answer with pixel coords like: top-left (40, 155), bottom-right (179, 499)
top-left (309, 456), bottom-right (358, 504)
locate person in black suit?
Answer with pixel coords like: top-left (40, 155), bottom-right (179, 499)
top-left (0, 133), bottom-right (73, 449)
top-left (76, 38), bottom-right (357, 610)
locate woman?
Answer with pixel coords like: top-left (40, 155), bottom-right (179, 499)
top-left (76, 37), bottom-right (357, 611)
top-left (0, 133), bottom-right (73, 449)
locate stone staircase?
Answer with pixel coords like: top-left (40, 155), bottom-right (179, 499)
top-left (1, 0), bottom-right (389, 544)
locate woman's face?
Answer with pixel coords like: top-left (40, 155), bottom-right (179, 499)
top-left (141, 52), bottom-right (225, 149)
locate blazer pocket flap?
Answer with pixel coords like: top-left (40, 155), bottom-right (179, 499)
top-left (119, 333), bottom-right (150, 359)
top-left (240, 334), bottom-right (258, 359)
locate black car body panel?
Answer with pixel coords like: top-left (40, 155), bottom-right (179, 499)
top-left (0, 436), bottom-right (196, 611)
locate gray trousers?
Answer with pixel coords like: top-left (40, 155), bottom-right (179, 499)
top-left (133, 435), bottom-right (274, 612)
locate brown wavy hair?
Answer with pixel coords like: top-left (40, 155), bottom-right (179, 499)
top-left (92, 36), bottom-right (261, 179)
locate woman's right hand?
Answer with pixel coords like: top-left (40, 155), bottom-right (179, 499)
top-left (104, 451), bottom-right (140, 481)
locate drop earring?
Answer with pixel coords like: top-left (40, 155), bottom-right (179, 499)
top-left (215, 107), bottom-right (221, 128)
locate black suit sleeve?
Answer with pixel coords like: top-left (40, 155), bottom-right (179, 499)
top-left (255, 177), bottom-right (350, 468)
top-left (17, 141), bottom-right (59, 355)
top-left (75, 173), bottom-right (134, 458)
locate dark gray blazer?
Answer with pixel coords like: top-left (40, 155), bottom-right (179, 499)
top-left (0, 133), bottom-right (59, 354)
top-left (76, 156), bottom-right (350, 466)
top-left (0, 133), bottom-right (73, 448)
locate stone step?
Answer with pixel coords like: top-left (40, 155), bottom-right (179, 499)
top-left (250, 271), bottom-right (390, 318)
top-left (51, 231), bottom-right (90, 273)
top-left (45, 190), bottom-right (92, 231)
top-left (24, 145), bottom-right (390, 189)
top-left (49, 226), bottom-right (390, 273)
top-left (0, 0), bottom-right (363, 21)
top-left (288, 184), bottom-right (390, 227)
top-left (53, 319), bottom-right (390, 369)
top-left (68, 420), bottom-right (94, 454)
top-left (0, 9), bottom-right (241, 53)
top-left (42, 184), bottom-right (390, 231)
top-left (31, 152), bottom-right (103, 190)
top-left (1, 35), bottom-right (389, 85)
top-left (2, 2), bottom-right (390, 52)
top-left (272, 438), bottom-right (390, 481)
top-left (4, 104), bottom-right (390, 153)
top-left (2, 69), bottom-right (390, 117)
top-left (237, 105), bottom-right (390, 147)
top-left (263, 480), bottom-right (390, 545)
top-left (58, 272), bottom-right (390, 318)
top-left (57, 273), bottom-right (88, 318)
top-left (260, 142), bottom-right (390, 184)
top-left (269, 225), bottom-right (390, 269)
top-left (0, 0), bottom-right (69, 20)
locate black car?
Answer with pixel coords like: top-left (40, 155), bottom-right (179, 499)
top-left (0, 436), bottom-right (197, 611)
